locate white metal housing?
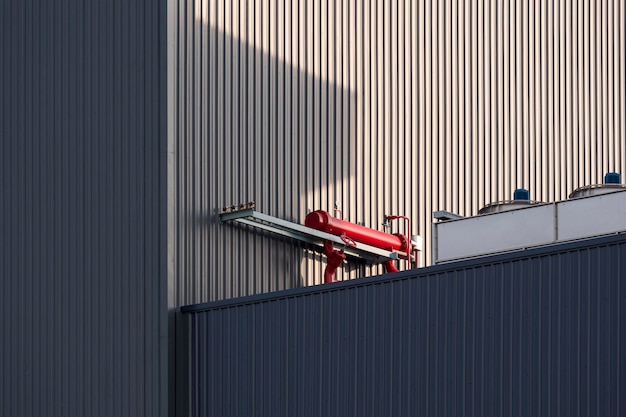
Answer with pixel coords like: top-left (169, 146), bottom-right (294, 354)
top-left (433, 190), bottom-right (626, 264)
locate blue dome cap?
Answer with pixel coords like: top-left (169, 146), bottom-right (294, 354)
top-left (513, 188), bottom-right (530, 200)
top-left (604, 172), bottom-right (621, 184)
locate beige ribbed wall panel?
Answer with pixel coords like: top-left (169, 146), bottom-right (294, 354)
top-left (170, 0), bottom-right (626, 304)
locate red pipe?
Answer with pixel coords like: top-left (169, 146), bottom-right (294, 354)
top-left (323, 241), bottom-right (345, 283)
top-left (386, 215), bottom-right (413, 270)
top-left (305, 210), bottom-right (409, 252)
top-left (383, 260), bottom-right (400, 273)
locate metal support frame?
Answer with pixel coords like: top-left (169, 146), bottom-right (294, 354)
top-left (220, 209), bottom-right (409, 264)
top-left (433, 210), bottom-right (465, 221)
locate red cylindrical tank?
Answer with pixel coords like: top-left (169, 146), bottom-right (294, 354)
top-left (305, 210), bottom-right (408, 252)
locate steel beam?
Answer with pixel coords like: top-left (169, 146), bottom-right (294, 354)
top-left (220, 209), bottom-right (406, 264)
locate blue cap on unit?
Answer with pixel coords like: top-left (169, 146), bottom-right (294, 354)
top-left (604, 172), bottom-right (621, 184)
top-left (513, 188), bottom-right (530, 201)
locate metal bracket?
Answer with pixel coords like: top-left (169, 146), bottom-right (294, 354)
top-left (433, 210), bottom-right (465, 221)
top-left (220, 209), bottom-right (406, 264)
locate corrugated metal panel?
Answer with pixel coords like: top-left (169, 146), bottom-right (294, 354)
top-left (182, 233), bottom-right (626, 417)
top-left (1, 1), bottom-right (166, 416)
top-left (170, 0), bottom-right (626, 304)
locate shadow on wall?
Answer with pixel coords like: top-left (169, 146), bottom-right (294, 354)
top-left (175, 20), bottom-right (361, 302)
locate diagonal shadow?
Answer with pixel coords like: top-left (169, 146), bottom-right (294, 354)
top-left (177, 13), bottom-right (362, 302)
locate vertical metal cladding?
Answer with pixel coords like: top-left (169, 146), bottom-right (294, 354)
top-left (1, 1), bottom-right (166, 416)
top-left (171, 0), bottom-right (626, 303)
top-left (182, 234), bottom-right (626, 417)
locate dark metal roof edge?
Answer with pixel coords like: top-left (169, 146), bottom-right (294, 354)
top-left (180, 231), bottom-right (626, 314)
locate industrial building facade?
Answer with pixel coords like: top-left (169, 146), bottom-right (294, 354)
top-left (170, 0), bottom-right (626, 302)
top-left (2, 1), bottom-right (626, 416)
top-left (181, 233), bottom-right (626, 417)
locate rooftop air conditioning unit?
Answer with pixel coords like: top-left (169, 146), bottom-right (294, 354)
top-left (478, 188), bottom-right (543, 214)
top-left (569, 172), bottom-right (626, 198)
top-left (432, 173), bottom-right (626, 264)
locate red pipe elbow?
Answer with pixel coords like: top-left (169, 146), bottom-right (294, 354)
top-left (323, 240), bottom-right (346, 283)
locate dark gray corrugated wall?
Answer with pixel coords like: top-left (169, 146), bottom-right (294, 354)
top-left (1, 1), bottom-right (168, 416)
top-left (182, 233), bottom-right (626, 417)
top-left (170, 0), bottom-right (626, 305)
